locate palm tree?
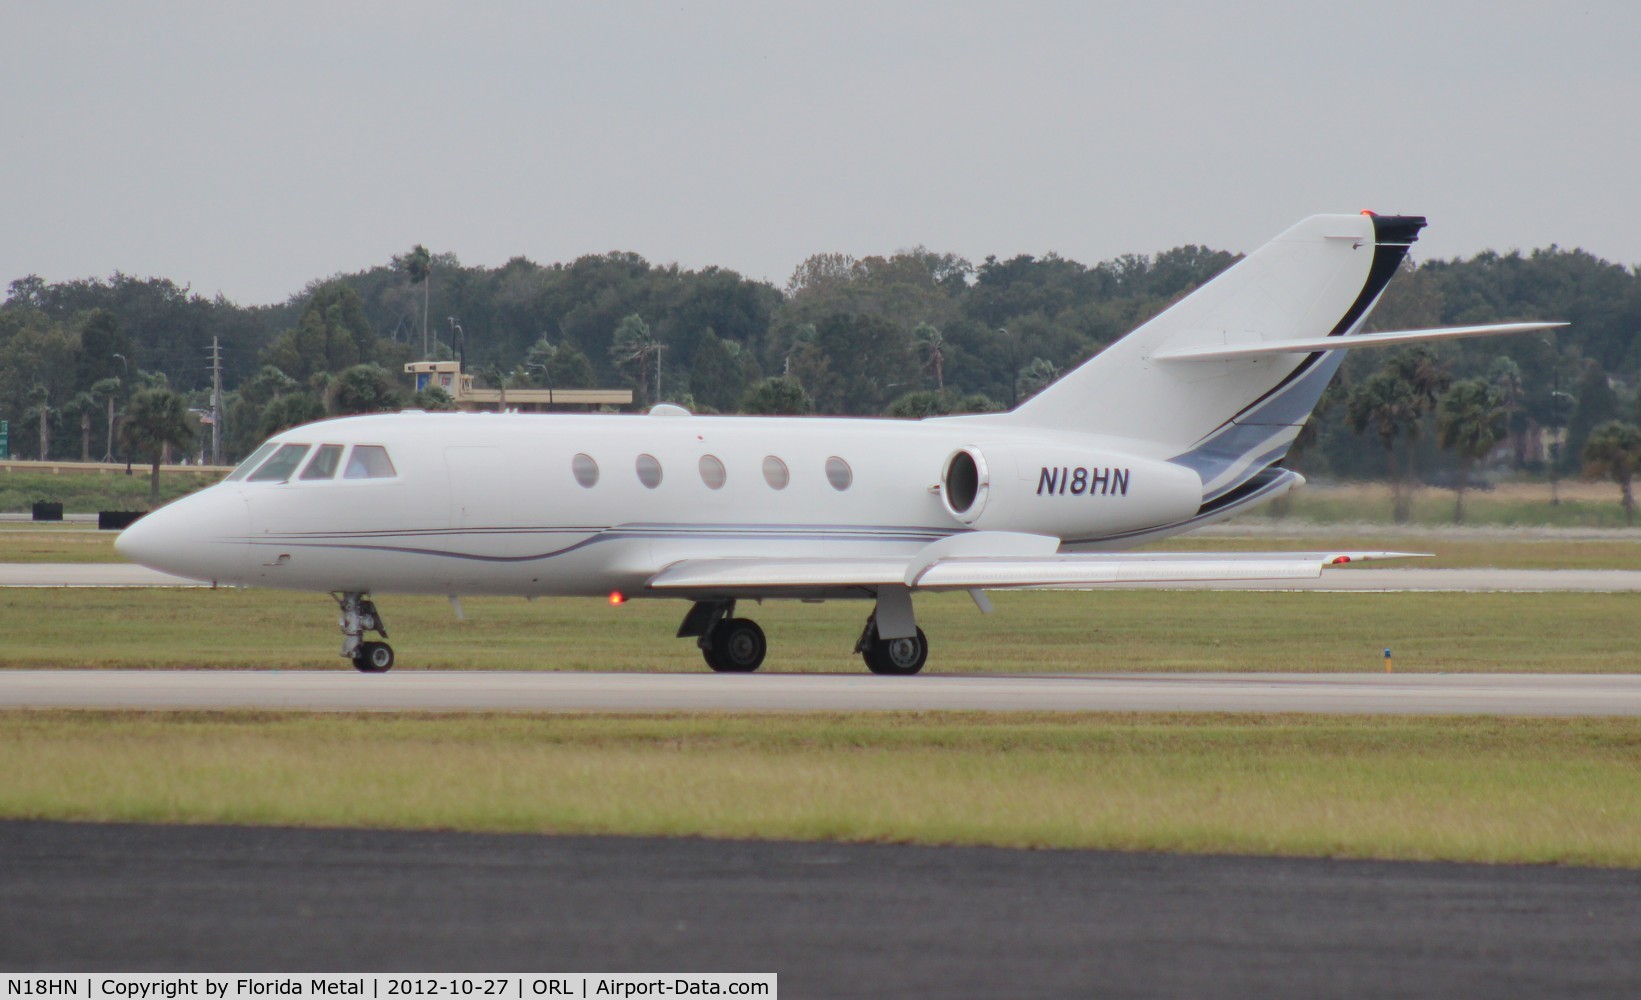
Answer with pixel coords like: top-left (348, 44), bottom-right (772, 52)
top-left (913, 323), bottom-right (946, 390)
top-left (1487, 356), bottom-right (1526, 467)
top-left (479, 364), bottom-right (524, 412)
top-left (64, 391), bottom-right (98, 463)
top-left (92, 377), bottom-right (122, 462)
top-left (1349, 349), bottom-right (1451, 522)
top-left (1017, 357), bottom-right (1060, 400)
top-left (610, 314), bottom-right (662, 407)
top-left (1437, 379), bottom-right (1506, 523)
top-left (120, 388), bottom-right (196, 504)
top-left (1582, 421), bottom-right (1641, 526)
top-left (1348, 370), bottom-right (1421, 521)
top-left (26, 384), bottom-right (50, 460)
top-left (1387, 346), bottom-right (1452, 414)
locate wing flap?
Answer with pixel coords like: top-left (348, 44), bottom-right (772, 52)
top-left (648, 558), bottom-right (908, 590)
top-left (647, 550), bottom-right (1428, 592)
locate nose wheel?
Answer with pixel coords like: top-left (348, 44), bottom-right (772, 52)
top-left (335, 592), bottom-right (393, 673)
top-left (353, 640), bottom-right (395, 673)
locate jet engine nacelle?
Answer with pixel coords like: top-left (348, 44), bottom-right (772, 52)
top-left (937, 444), bottom-right (1202, 539)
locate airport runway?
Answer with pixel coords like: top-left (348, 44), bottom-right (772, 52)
top-left (4, 669), bottom-right (1639, 716)
top-left (6, 562), bottom-right (1641, 590)
top-left (3, 820), bottom-right (1637, 996)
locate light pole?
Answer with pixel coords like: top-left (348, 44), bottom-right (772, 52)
top-left (111, 353), bottom-right (130, 471)
top-left (528, 361), bottom-right (554, 412)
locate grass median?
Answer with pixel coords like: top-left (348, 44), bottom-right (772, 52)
top-left (3, 710), bottom-right (1637, 867)
top-left (0, 586), bottom-right (1636, 672)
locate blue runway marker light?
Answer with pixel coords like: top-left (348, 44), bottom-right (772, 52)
top-left (1384, 647), bottom-right (1393, 673)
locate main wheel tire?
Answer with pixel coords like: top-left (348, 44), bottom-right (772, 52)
top-left (706, 618), bottom-right (766, 673)
top-left (353, 641), bottom-right (395, 673)
top-left (864, 627), bottom-right (928, 676)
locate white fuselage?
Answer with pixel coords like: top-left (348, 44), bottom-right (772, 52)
top-left (118, 410), bottom-right (1218, 599)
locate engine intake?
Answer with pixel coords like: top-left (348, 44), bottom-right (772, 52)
top-left (940, 448), bottom-right (989, 524)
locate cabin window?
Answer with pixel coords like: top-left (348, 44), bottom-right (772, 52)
top-left (825, 456), bottom-right (853, 491)
top-left (762, 456), bottom-right (789, 490)
top-left (699, 455), bottom-right (726, 490)
top-left (299, 444), bottom-right (344, 481)
top-left (344, 445), bottom-right (397, 480)
top-left (225, 441), bottom-right (281, 482)
top-left (572, 453), bottom-right (599, 488)
top-left (636, 454), bottom-right (663, 489)
top-left (247, 444), bottom-right (311, 482)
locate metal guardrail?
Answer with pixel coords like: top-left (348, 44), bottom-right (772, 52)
top-left (0, 459), bottom-right (234, 476)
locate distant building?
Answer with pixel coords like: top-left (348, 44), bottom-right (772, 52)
top-left (405, 361), bottom-right (632, 413)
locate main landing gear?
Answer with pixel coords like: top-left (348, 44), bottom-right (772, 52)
top-left (678, 600), bottom-right (767, 672)
top-left (676, 593), bottom-right (931, 676)
top-left (336, 592), bottom-right (393, 673)
top-left (856, 615), bottom-right (929, 676)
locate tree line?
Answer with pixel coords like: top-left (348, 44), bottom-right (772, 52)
top-left (4, 236), bottom-right (1641, 517)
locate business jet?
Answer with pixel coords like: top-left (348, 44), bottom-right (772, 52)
top-left (116, 213), bottom-right (1561, 674)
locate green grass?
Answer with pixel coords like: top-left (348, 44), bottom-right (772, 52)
top-left (0, 523), bottom-right (121, 562)
top-left (0, 587), bottom-right (1635, 672)
top-left (1260, 480), bottom-right (1636, 528)
top-left (0, 468), bottom-right (222, 513)
top-left (4, 711), bottom-right (1637, 866)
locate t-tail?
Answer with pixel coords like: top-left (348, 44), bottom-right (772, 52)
top-left (994, 212), bottom-right (1563, 514)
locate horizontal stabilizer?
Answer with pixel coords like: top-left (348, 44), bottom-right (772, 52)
top-left (647, 550), bottom-right (1428, 593)
top-left (1153, 322), bottom-right (1566, 362)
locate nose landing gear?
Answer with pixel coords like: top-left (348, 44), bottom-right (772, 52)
top-left (335, 592), bottom-right (393, 673)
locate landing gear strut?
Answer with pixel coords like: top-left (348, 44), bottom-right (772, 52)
top-left (678, 600), bottom-right (767, 673)
top-left (857, 614), bottom-right (929, 676)
top-left (336, 592), bottom-right (393, 673)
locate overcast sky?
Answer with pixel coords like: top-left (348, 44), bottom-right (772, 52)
top-left (2, 1), bottom-right (1634, 305)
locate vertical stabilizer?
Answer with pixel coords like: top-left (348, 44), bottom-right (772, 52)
top-left (999, 213), bottom-right (1424, 502)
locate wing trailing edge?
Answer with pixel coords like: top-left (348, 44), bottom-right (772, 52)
top-left (1152, 322), bottom-right (1566, 362)
top-left (646, 543), bottom-right (1429, 593)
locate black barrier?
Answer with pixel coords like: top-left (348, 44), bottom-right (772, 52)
top-left (99, 510), bottom-right (147, 530)
top-left (31, 501), bottom-right (63, 521)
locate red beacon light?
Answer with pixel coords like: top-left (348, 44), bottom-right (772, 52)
top-left (1331, 555), bottom-right (1352, 564)
top-left (608, 591), bottom-right (626, 606)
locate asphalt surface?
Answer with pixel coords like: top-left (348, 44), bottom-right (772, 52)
top-left (8, 562), bottom-right (1641, 590)
top-left (5, 669), bottom-right (1640, 716)
top-left (2, 821), bottom-right (1636, 997)
top-left (0, 563), bottom-right (207, 586)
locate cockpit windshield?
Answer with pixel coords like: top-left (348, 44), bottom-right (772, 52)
top-left (246, 444), bottom-right (311, 482)
top-left (300, 444), bottom-right (345, 480)
top-left (224, 441), bottom-right (281, 482)
top-left (228, 441), bottom-right (397, 484)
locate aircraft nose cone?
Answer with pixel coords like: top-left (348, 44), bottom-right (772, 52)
top-left (115, 488), bottom-right (249, 583)
top-left (113, 507), bottom-right (170, 567)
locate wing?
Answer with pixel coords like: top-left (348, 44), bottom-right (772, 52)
top-left (1151, 322), bottom-right (1565, 362)
top-left (645, 531), bottom-right (1427, 595)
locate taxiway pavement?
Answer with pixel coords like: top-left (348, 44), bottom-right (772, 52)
top-left (0, 563), bottom-right (208, 587)
top-left (4, 821), bottom-right (1637, 995)
top-left (4, 669), bottom-right (1638, 716)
